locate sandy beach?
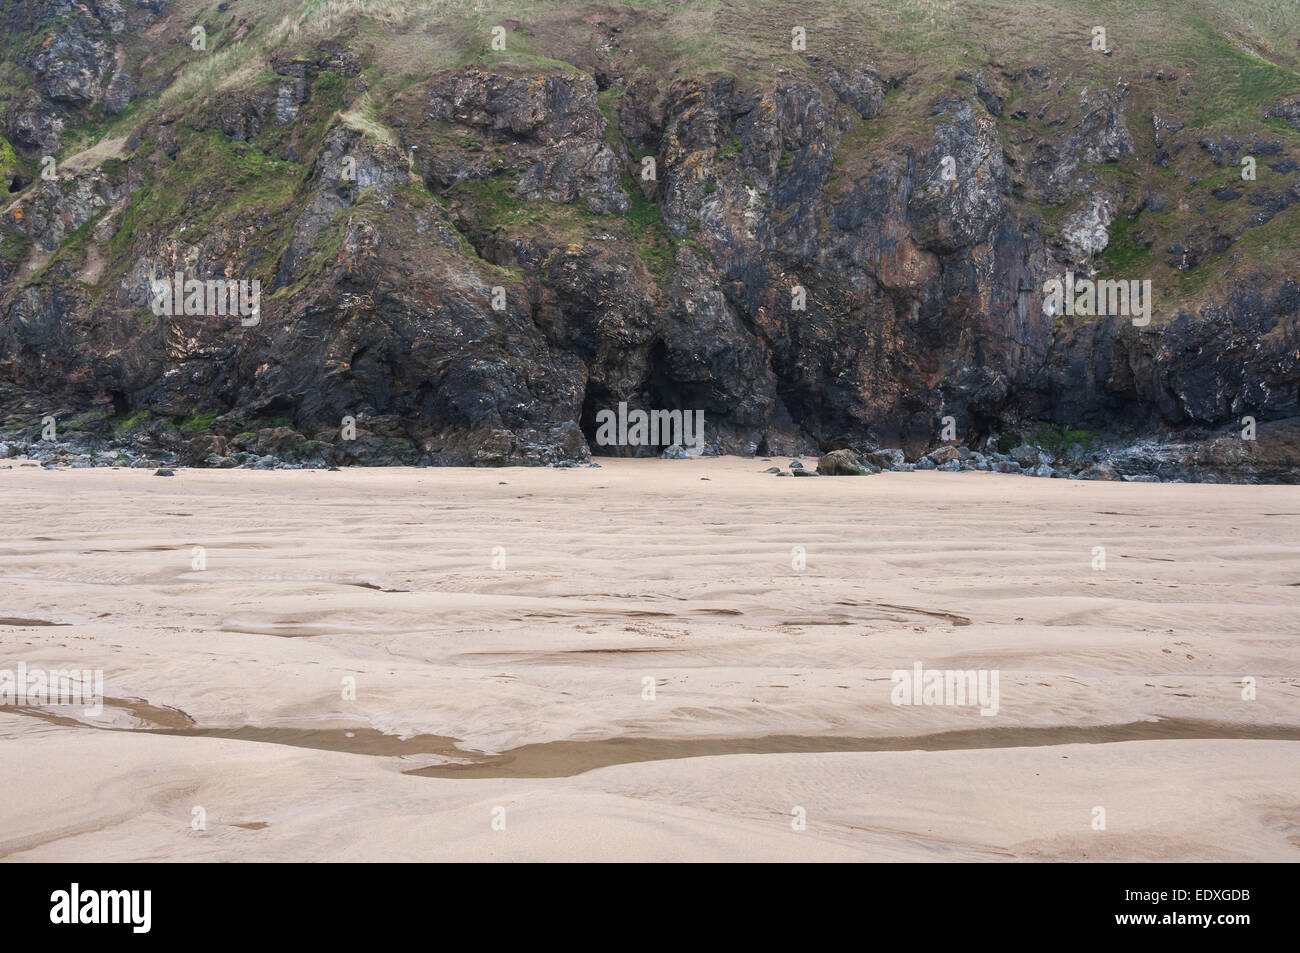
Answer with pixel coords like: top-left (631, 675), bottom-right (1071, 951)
top-left (1, 458), bottom-right (1298, 861)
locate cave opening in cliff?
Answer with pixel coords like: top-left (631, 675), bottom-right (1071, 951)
top-left (644, 342), bottom-right (673, 424)
top-left (7, 173), bottom-right (29, 193)
top-left (966, 409), bottom-right (1001, 448)
top-left (254, 396), bottom-right (297, 428)
top-left (580, 343), bottom-right (696, 457)
top-left (579, 379), bottom-right (625, 457)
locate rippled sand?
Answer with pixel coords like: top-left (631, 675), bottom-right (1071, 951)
top-left (1, 458), bottom-right (1297, 861)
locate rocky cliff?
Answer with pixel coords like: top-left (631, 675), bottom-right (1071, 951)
top-left (2, 0), bottom-right (1299, 479)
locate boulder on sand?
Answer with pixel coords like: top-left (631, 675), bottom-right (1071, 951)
top-left (817, 448), bottom-right (876, 475)
top-left (925, 445), bottom-right (962, 466)
top-left (865, 448), bottom-right (904, 469)
top-left (1010, 444), bottom-right (1042, 469)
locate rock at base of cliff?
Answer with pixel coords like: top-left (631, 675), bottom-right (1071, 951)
top-left (817, 448), bottom-right (877, 475)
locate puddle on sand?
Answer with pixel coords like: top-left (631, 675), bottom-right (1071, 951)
top-left (404, 719), bottom-right (1300, 780)
top-left (13, 696), bottom-right (195, 730)
top-left (173, 725), bottom-right (465, 757)
top-left (10, 696), bottom-right (465, 759)
top-left (10, 699), bottom-right (1299, 780)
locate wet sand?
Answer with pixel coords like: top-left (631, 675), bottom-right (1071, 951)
top-left (1, 458), bottom-right (1297, 860)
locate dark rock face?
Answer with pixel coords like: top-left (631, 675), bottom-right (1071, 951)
top-left (423, 70), bottom-right (628, 215)
top-left (1, 9), bottom-right (1298, 479)
top-left (818, 62), bottom-right (888, 121)
top-left (1265, 96), bottom-right (1300, 131)
top-left (4, 0), bottom-right (153, 156)
top-left (28, 21), bottom-right (113, 105)
top-left (1022, 83), bottom-right (1135, 204)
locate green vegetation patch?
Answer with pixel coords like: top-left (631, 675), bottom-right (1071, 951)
top-left (112, 410), bottom-right (151, 433)
top-left (1102, 215), bottom-right (1154, 275)
top-left (1029, 423), bottom-right (1102, 456)
top-left (621, 174), bottom-right (678, 276)
top-left (109, 127), bottom-right (304, 278)
top-left (179, 410), bottom-right (221, 433)
top-left (0, 135), bottom-right (17, 188)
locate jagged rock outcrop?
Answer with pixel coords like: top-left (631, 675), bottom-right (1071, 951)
top-left (420, 70), bottom-right (628, 214)
top-left (2, 0), bottom-right (156, 158)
